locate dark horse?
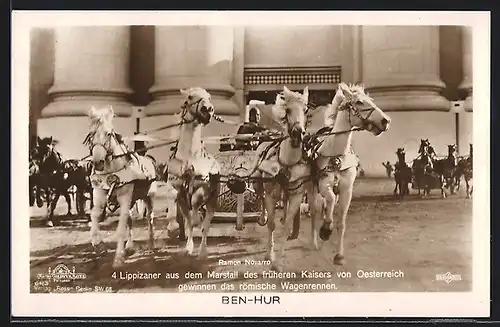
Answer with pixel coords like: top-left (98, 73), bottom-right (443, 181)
top-left (35, 136), bottom-right (93, 227)
top-left (433, 144), bottom-right (459, 198)
top-left (393, 148), bottom-right (412, 197)
top-left (29, 144), bottom-right (44, 208)
top-left (455, 143), bottom-right (473, 198)
top-left (411, 139), bottom-right (437, 196)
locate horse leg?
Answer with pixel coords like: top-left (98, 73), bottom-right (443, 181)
top-left (36, 184), bottom-right (44, 208)
top-left (177, 194), bottom-right (194, 255)
top-left (440, 175), bottom-right (447, 199)
top-left (465, 177), bottom-right (471, 199)
top-left (47, 190), bottom-right (61, 227)
top-left (449, 175), bottom-right (455, 195)
top-left (113, 184), bottom-right (134, 269)
top-left (308, 186), bottom-right (322, 250)
top-left (29, 182), bottom-right (35, 206)
top-left (90, 188), bottom-right (107, 254)
top-left (76, 188), bottom-right (86, 216)
top-left (63, 190), bottom-right (72, 216)
top-left (263, 182), bottom-right (279, 265)
top-left (165, 196), bottom-right (180, 239)
top-left (280, 192), bottom-right (288, 224)
top-left (143, 195), bottom-right (155, 252)
top-left (334, 174), bottom-right (355, 266)
top-left (318, 175), bottom-right (338, 241)
top-left (273, 191), bottom-right (302, 272)
top-left (89, 189), bottom-right (94, 210)
top-left (123, 215), bottom-right (135, 257)
top-left (198, 183), bottom-right (220, 259)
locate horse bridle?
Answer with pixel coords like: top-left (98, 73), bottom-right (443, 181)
top-left (180, 96), bottom-right (213, 125)
top-left (281, 99), bottom-right (308, 143)
top-left (342, 100), bottom-right (377, 132)
top-left (84, 130), bottom-right (116, 160)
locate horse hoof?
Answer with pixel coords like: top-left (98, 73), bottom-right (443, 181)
top-left (198, 250), bottom-right (209, 259)
top-left (310, 241), bottom-right (320, 251)
top-left (112, 257), bottom-right (125, 269)
top-left (288, 232), bottom-right (299, 241)
top-left (319, 225), bottom-right (333, 241)
top-left (334, 254), bottom-right (345, 266)
top-left (184, 245), bottom-right (195, 256)
top-left (264, 252), bottom-right (275, 262)
top-left (235, 224), bottom-right (245, 231)
top-left (46, 220), bottom-right (54, 227)
top-left (257, 217), bottom-right (268, 226)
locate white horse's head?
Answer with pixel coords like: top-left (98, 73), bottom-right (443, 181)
top-left (326, 83), bottom-right (391, 136)
top-left (272, 86), bottom-right (309, 148)
top-left (85, 105), bottom-right (116, 170)
top-left (179, 87), bottom-right (215, 126)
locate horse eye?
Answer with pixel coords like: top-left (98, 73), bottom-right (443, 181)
top-left (188, 95), bottom-right (193, 100)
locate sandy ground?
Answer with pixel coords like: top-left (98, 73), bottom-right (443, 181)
top-left (29, 178), bottom-right (472, 293)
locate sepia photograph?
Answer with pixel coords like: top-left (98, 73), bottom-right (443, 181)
top-left (12, 11), bottom-right (489, 317)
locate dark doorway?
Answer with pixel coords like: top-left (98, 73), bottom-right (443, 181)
top-left (247, 89), bottom-right (336, 106)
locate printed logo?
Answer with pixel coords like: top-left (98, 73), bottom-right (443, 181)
top-left (37, 264), bottom-right (87, 283)
top-left (436, 272), bottom-right (462, 284)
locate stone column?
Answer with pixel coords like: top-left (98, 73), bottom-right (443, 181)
top-left (146, 26), bottom-right (239, 117)
top-left (42, 26), bottom-right (133, 117)
top-left (232, 26), bottom-right (246, 121)
top-left (459, 26), bottom-right (473, 112)
top-left (361, 26), bottom-right (449, 111)
top-left (356, 26), bottom-right (451, 177)
top-left (39, 26), bottom-right (133, 159)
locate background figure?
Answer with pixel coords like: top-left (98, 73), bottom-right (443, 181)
top-left (382, 161), bottom-right (393, 178)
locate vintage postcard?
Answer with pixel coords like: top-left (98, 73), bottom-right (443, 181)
top-left (12, 11), bottom-right (490, 317)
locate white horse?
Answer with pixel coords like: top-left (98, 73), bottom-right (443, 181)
top-left (166, 87), bottom-right (221, 259)
top-left (250, 86), bottom-right (310, 271)
top-left (85, 105), bottom-right (158, 269)
top-left (308, 83), bottom-right (391, 265)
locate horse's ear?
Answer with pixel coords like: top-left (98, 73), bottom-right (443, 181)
top-left (37, 136), bottom-right (41, 143)
top-left (88, 106), bottom-right (96, 117)
top-left (339, 83), bottom-right (352, 95)
top-left (331, 87), bottom-right (345, 108)
top-left (180, 88), bottom-right (189, 96)
top-left (282, 86), bottom-right (293, 98)
top-left (106, 106), bottom-right (115, 120)
top-left (302, 86), bottom-right (309, 102)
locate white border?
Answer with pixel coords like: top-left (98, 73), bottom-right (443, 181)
top-left (12, 11), bottom-right (490, 317)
